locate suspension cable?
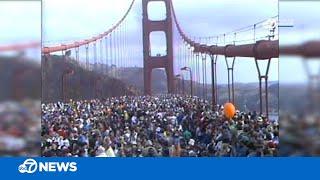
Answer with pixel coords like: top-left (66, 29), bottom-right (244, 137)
top-left (105, 36), bottom-right (108, 74)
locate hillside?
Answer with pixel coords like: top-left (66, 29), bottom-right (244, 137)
top-left (0, 55), bottom-right (138, 102)
top-left (42, 55), bottom-right (137, 102)
top-left (1, 56), bottom-right (306, 113)
top-left (0, 56), bottom-right (40, 101)
top-left (118, 67), bottom-right (279, 112)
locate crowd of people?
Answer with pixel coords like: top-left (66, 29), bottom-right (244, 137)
top-left (41, 95), bottom-right (279, 157)
top-left (0, 100), bottom-right (40, 156)
top-left (280, 113), bottom-right (320, 156)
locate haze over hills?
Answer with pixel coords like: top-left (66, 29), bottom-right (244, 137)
top-left (42, 55), bottom-right (137, 102)
top-left (119, 67), bottom-right (279, 112)
top-left (0, 55), bottom-right (137, 102)
top-left (0, 56), bottom-right (284, 111)
top-left (0, 56), bottom-right (40, 101)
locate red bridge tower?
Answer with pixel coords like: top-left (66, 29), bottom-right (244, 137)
top-left (142, 0), bottom-right (174, 95)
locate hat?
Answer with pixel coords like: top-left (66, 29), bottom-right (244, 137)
top-left (188, 150), bottom-right (197, 157)
top-left (147, 140), bottom-right (153, 146)
top-left (96, 146), bottom-right (106, 155)
top-left (188, 139), bottom-right (195, 146)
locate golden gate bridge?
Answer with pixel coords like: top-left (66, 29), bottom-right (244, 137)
top-left (1, 0), bottom-right (319, 118)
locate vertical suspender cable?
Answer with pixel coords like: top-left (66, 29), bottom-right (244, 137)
top-left (100, 39), bottom-right (103, 73)
top-left (93, 41), bottom-right (97, 71)
top-left (104, 36), bottom-right (108, 74)
top-left (110, 32), bottom-right (113, 77)
top-left (85, 43), bottom-right (89, 70)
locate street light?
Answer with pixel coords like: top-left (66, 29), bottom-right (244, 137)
top-left (201, 53), bottom-right (207, 100)
top-left (181, 66), bottom-right (193, 96)
top-left (94, 76), bottom-right (102, 99)
top-left (175, 75), bottom-right (180, 94)
top-left (175, 74), bottom-right (184, 95)
top-left (110, 64), bottom-right (117, 78)
top-left (62, 68), bottom-right (74, 102)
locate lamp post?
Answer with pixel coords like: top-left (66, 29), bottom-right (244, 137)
top-left (175, 75), bottom-right (180, 94)
top-left (201, 53), bottom-right (207, 100)
top-left (94, 76), bottom-right (102, 99)
top-left (175, 74), bottom-right (184, 95)
top-left (62, 50), bottom-right (74, 102)
top-left (110, 64), bottom-right (117, 78)
top-left (181, 66), bottom-right (193, 96)
top-left (62, 68), bottom-right (74, 102)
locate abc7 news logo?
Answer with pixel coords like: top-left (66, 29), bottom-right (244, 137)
top-left (18, 159), bottom-right (38, 174)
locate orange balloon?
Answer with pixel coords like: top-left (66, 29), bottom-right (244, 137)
top-left (224, 102), bottom-right (236, 119)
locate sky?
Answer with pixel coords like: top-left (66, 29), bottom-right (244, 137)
top-left (279, 1), bottom-right (320, 84)
top-left (1, 0), bottom-right (319, 84)
top-left (42, 0), bottom-right (279, 84)
top-left (0, 0), bottom-right (41, 59)
top-left (0, 1), bottom-right (41, 43)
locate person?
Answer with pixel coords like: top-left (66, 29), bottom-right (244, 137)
top-left (41, 95), bottom-right (279, 157)
top-left (96, 146), bottom-right (107, 157)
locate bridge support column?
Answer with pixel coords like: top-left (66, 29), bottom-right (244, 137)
top-left (303, 60), bottom-right (320, 114)
top-left (225, 55), bottom-right (236, 104)
top-left (210, 54), bottom-right (218, 110)
top-left (142, 0), bottom-right (174, 95)
top-left (254, 58), bottom-right (271, 118)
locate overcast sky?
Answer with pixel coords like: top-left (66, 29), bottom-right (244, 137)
top-left (1, 0), bottom-right (319, 84)
top-left (279, 1), bottom-right (320, 84)
top-left (42, 0), bottom-right (280, 84)
top-left (0, 1), bottom-right (40, 43)
top-left (0, 1), bottom-right (41, 58)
